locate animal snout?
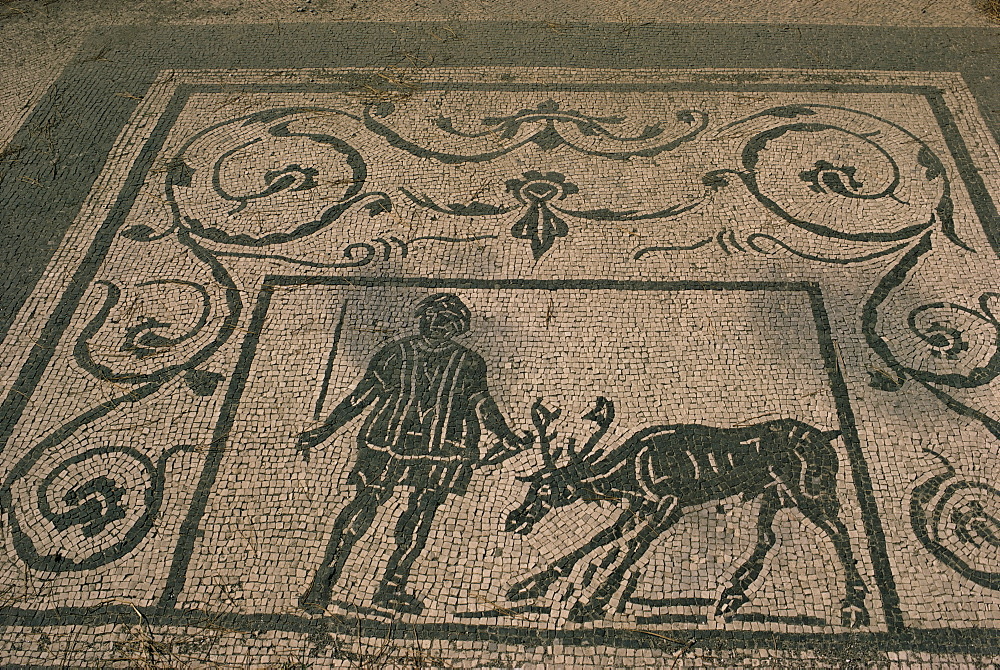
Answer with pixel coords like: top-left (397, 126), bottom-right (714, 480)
top-left (504, 507), bottom-right (536, 534)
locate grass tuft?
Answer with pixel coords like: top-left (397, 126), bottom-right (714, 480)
top-left (980, 0), bottom-right (1000, 21)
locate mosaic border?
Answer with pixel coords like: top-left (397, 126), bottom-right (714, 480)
top-left (3, 23), bottom-right (1000, 655)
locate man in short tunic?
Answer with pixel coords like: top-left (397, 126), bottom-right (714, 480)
top-left (296, 293), bottom-right (529, 615)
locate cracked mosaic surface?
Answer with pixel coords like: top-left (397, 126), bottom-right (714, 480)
top-left (3, 58), bottom-right (1000, 666)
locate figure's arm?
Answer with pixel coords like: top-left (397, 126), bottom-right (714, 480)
top-left (295, 352), bottom-right (386, 462)
top-left (476, 393), bottom-right (526, 446)
top-left (467, 359), bottom-right (534, 465)
top-left (478, 394), bottom-right (535, 466)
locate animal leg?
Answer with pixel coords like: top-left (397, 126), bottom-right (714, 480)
top-left (795, 496), bottom-right (870, 628)
top-left (569, 497), bottom-right (681, 623)
top-left (507, 510), bottom-right (640, 602)
top-left (716, 489), bottom-right (782, 620)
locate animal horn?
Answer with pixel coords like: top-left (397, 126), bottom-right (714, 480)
top-left (566, 436), bottom-right (579, 461)
top-left (531, 398), bottom-right (562, 468)
top-left (582, 396), bottom-right (615, 426)
top-left (577, 396), bottom-right (615, 463)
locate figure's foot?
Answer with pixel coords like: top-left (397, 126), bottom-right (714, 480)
top-left (373, 587), bottom-right (424, 615)
top-left (506, 570), bottom-right (558, 601)
top-left (840, 602), bottom-right (869, 628)
top-left (840, 585), bottom-right (869, 628)
top-left (714, 586), bottom-right (749, 620)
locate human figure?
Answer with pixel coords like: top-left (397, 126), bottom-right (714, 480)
top-left (295, 293), bottom-right (531, 615)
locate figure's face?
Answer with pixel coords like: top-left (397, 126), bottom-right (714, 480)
top-left (419, 309), bottom-right (468, 340)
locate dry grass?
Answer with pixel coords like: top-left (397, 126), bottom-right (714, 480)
top-left (980, 0), bottom-right (1000, 21)
top-left (96, 610), bottom-right (452, 668)
top-left (324, 622), bottom-right (450, 669)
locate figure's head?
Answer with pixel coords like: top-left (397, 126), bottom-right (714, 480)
top-left (415, 293), bottom-right (472, 341)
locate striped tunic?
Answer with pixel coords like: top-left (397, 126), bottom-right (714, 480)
top-left (332, 336), bottom-right (492, 462)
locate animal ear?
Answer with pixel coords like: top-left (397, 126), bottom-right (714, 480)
top-left (514, 474), bottom-right (536, 482)
top-left (583, 396), bottom-right (614, 423)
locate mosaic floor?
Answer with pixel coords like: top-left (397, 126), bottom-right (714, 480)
top-left (4, 23), bottom-right (1000, 667)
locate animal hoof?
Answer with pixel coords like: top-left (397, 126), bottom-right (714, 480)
top-left (714, 592), bottom-right (748, 620)
top-left (298, 594), bottom-right (329, 616)
top-left (841, 603), bottom-right (870, 628)
top-left (506, 573), bottom-right (554, 601)
top-left (298, 581), bottom-right (332, 615)
top-left (568, 600), bottom-right (605, 623)
top-left (299, 601), bottom-right (327, 616)
top-left (374, 588), bottom-right (425, 615)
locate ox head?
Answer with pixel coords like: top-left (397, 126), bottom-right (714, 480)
top-left (505, 397), bottom-right (615, 535)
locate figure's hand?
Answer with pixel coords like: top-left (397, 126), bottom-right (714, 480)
top-left (516, 431), bottom-right (536, 448)
top-left (480, 431), bottom-right (535, 467)
top-left (294, 426), bottom-right (331, 463)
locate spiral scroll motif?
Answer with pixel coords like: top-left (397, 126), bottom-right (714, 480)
top-left (2, 435), bottom-right (190, 572)
top-left (866, 282), bottom-right (1000, 395)
top-left (911, 452), bottom-right (1000, 590)
top-left (162, 107), bottom-right (390, 247)
top-left (902, 300), bottom-right (1000, 387)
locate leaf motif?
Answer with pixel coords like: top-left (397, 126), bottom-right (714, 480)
top-left (372, 102), bottom-right (395, 118)
top-left (511, 203), bottom-right (569, 260)
top-left (918, 145), bottom-right (944, 181)
top-left (365, 198), bottom-right (392, 216)
top-left (869, 369), bottom-right (905, 391)
top-left (135, 330), bottom-right (178, 349)
top-left (637, 124), bottom-right (665, 140)
top-left (166, 159), bottom-right (194, 188)
top-left (53, 476), bottom-right (126, 537)
top-left (183, 368), bottom-right (225, 396)
top-left (702, 173), bottom-right (730, 190)
top-left (445, 201), bottom-right (507, 216)
top-left (530, 127), bottom-right (564, 151)
top-left (264, 164), bottom-right (318, 191)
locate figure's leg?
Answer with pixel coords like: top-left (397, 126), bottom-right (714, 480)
top-left (716, 489), bottom-right (783, 620)
top-left (374, 488), bottom-right (445, 614)
top-left (299, 483), bottom-right (391, 613)
top-left (794, 495), bottom-right (870, 627)
top-left (507, 504), bottom-right (650, 602)
top-left (569, 497), bottom-right (682, 622)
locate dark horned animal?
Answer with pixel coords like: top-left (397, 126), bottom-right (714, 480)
top-left (505, 398), bottom-right (869, 626)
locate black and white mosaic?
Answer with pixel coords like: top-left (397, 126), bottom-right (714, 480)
top-left (3, 63), bottom-right (1000, 664)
